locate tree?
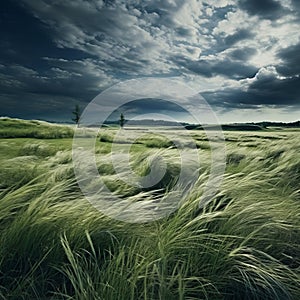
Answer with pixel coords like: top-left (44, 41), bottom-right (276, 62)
top-left (119, 113), bottom-right (125, 128)
top-left (72, 104), bottom-right (81, 126)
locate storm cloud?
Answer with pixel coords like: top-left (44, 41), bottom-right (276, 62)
top-left (0, 0), bottom-right (299, 122)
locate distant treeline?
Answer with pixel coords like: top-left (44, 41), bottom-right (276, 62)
top-left (185, 124), bottom-right (263, 131)
top-left (255, 121), bottom-right (300, 128)
top-left (185, 120), bottom-right (300, 131)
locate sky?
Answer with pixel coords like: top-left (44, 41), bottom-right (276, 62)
top-left (0, 0), bottom-right (300, 123)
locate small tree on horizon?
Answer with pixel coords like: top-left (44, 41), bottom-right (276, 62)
top-left (119, 113), bottom-right (125, 128)
top-left (72, 104), bottom-right (81, 126)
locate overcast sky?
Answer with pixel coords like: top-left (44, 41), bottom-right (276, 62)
top-left (1, 0), bottom-right (300, 123)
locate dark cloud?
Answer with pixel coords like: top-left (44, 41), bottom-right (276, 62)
top-left (276, 42), bottom-right (300, 77)
top-left (224, 29), bottom-right (254, 46)
top-left (211, 28), bottom-right (256, 55)
top-left (175, 56), bottom-right (258, 79)
top-left (107, 98), bottom-right (188, 121)
top-left (0, 92), bottom-right (80, 121)
top-left (122, 98), bottom-right (186, 114)
top-left (238, 0), bottom-right (287, 20)
top-left (228, 47), bottom-right (257, 61)
top-left (28, 0), bottom-right (197, 77)
top-left (0, 1), bottom-right (88, 69)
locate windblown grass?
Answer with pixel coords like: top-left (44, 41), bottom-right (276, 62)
top-left (0, 120), bottom-right (299, 299)
top-left (0, 118), bottom-right (73, 138)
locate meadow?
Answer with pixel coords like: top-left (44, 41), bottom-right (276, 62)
top-left (0, 118), bottom-right (299, 299)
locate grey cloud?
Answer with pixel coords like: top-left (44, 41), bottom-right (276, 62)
top-left (141, 0), bottom-right (186, 27)
top-left (20, 0), bottom-right (162, 72)
top-left (18, 0), bottom-right (258, 81)
top-left (21, 0), bottom-right (177, 48)
top-left (19, 0), bottom-right (205, 78)
top-left (238, 0), bottom-right (287, 20)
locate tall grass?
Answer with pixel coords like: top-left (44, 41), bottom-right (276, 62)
top-left (0, 118), bottom-right (73, 138)
top-left (0, 122), bottom-right (299, 299)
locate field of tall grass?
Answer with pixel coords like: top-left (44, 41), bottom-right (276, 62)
top-left (0, 118), bottom-right (299, 299)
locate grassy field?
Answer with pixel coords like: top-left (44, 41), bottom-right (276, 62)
top-left (0, 118), bottom-right (299, 299)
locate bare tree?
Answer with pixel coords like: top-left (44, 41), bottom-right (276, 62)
top-left (120, 113), bottom-right (125, 128)
top-left (72, 104), bottom-right (81, 126)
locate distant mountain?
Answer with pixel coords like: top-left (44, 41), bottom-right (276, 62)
top-left (104, 119), bottom-right (189, 127)
top-left (4, 116), bottom-right (298, 130)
